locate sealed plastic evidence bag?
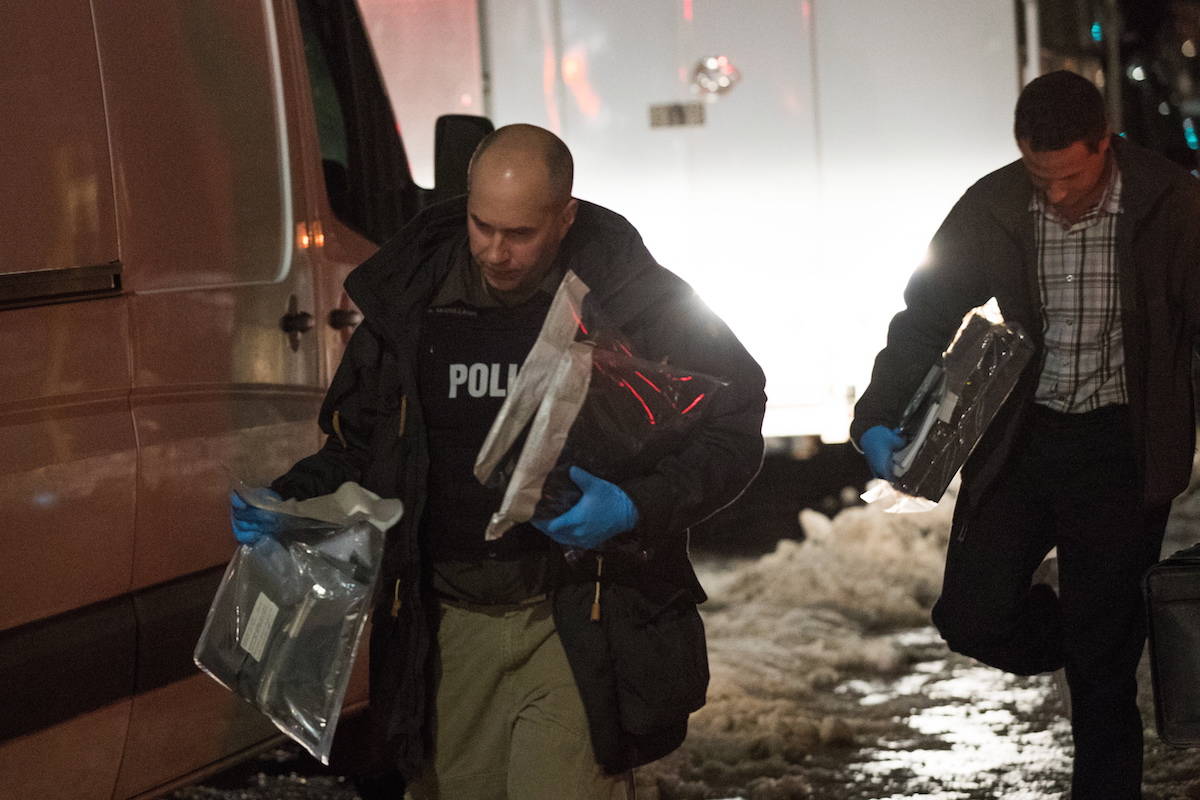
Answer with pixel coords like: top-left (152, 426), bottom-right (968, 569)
top-left (194, 481), bottom-right (403, 764)
top-left (886, 312), bottom-right (1034, 505)
top-left (474, 270), bottom-right (726, 541)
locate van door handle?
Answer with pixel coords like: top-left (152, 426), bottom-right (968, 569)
top-left (328, 308), bottom-right (363, 329)
top-left (280, 295), bottom-right (314, 351)
top-left (280, 310), bottom-right (314, 333)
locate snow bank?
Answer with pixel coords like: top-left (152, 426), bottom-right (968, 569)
top-left (641, 459), bottom-right (1200, 799)
top-left (642, 484), bottom-right (959, 798)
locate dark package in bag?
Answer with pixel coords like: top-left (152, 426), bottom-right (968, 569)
top-left (1144, 543), bottom-right (1200, 747)
top-left (194, 482), bottom-right (402, 764)
top-left (891, 313), bottom-right (1034, 502)
top-left (475, 270), bottom-right (726, 541)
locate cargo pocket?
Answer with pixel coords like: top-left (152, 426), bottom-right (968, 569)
top-left (604, 584), bottom-right (709, 735)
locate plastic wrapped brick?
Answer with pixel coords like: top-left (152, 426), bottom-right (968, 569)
top-left (194, 482), bottom-right (402, 764)
top-left (475, 270), bottom-right (725, 541)
top-left (890, 313), bottom-right (1034, 503)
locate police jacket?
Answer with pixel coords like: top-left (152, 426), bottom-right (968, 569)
top-left (271, 197), bottom-right (767, 776)
top-left (851, 138), bottom-right (1200, 509)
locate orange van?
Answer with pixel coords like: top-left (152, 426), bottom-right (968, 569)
top-left (0, 1), bottom-right (486, 797)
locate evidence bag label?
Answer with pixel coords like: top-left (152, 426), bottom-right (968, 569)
top-left (241, 592), bottom-right (280, 662)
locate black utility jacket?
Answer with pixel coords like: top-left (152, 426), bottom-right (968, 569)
top-left (271, 197), bottom-right (766, 776)
top-left (852, 138), bottom-right (1200, 509)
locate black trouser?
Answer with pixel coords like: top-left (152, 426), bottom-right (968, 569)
top-left (931, 404), bottom-right (1169, 800)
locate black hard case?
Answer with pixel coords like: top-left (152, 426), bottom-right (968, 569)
top-left (1144, 543), bottom-right (1200, 746)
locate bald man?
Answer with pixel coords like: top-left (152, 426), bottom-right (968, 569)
top-left (251, 125), bottom-right (766, 798)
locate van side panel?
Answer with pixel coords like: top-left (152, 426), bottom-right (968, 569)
top-left (0, 0), bottom-right (117, 275)
top-left (0, 703), bottom-right (131, 800)
top-left (128, 389), bottom-right (321, 588)
top-left (114, 676), bottom-right (279, 799)
top-left (4, 0), bottom-right (413, 792)
top-left (0, 3), bottom-right (135, 797)
top-left (0, 300), bottom-right (137, 631)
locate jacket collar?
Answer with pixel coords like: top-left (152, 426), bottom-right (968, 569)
top-left (1107, 135), bottom-right (1174, 226)
top-left (343, 197), bottom-right (668, 349)
top-left (345, 197), bottom-right (466, 320)
top-left (992, 135), bottom-right (1170, 230)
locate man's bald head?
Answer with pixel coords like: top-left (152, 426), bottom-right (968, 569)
top-left (468, 124), bottom-right (574, 208)
top-left (465, 124), bottom-right (579, 300)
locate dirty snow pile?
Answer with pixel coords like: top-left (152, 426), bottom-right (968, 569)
top-left (640, 484), bottom-right (959, 799)
top-left (638, 460), bottom-right (1200, 800)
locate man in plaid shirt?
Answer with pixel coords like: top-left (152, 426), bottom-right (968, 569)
top-left (852, 70), bottom-right (1200, 798)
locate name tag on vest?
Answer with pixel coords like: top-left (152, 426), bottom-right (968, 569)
top-left (448, 362), bottom-right (521, 398)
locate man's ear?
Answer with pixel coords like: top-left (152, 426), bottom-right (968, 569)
top-left (559, 197), bottom-right (579, 236)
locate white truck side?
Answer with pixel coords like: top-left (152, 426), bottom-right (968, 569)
top-left (476, 0), bottom-right (1021, 442)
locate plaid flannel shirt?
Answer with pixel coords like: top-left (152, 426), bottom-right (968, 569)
top-left (1030, 165), bottom-right (1128, 413)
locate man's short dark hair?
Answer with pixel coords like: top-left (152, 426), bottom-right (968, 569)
top-left (1014, 70), bottom-right (1108, 152)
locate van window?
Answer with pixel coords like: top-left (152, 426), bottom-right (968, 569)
top-left (0, 0), bottom-right (120, 306)
top-left (296, 0), bottom-right (418, 244)
top-left (92, 0), bottom-right (292, 290)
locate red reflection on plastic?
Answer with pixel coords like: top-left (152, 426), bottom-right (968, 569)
top-left (678, 375), bottom-right (693, 381)
top-left (571, 308), bottom-right (589, 335)
top-left (634, 371), bottom-right (662, 394)
top-left (620, 379), bottom-right (657, 425)
top-left (681, 393), bottom-right (706, 415)
top-left (683, 0), bottom-right (693, 22)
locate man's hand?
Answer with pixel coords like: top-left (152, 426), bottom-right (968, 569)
top-left (229, 489), bottom-right (283, 544)
top-left (532, 466), bottom-right (639, 550)
top-left (860, 425), bottom-right (906, 481)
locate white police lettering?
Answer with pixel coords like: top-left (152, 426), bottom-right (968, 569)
top-left (468, 364), bottom-right (488, 396)
top-left (448, 363), bottom-right (520, 398)
top-left (448, 364), bottom-right (469, 398)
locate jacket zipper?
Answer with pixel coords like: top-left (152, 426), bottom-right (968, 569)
top-left (590, 555), bottom-right (604, 622)
top-left (390, 394), bottom-right (410, 618)
top-left (332, 410), bottom-right (348, 448)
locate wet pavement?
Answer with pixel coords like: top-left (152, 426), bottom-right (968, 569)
top-left (641, 621), bottom-right (1075, 800)
top-left (172, 626), bottom-right (1078, 800)
top-left (174, 626), bottom-right (1200, 800)
top-left (168, 746), bottom-right (360, 800)
top-left (831, 628), bottom-right (1072, 800)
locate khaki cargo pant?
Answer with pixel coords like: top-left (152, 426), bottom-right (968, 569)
top-left (405, 596), bottom-right (633, 800)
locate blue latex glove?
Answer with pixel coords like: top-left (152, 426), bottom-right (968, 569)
top-left (860, 425), bottom-right (907, 481)
top-left (229, 489), bottom-right (283, 544)
top-left (532, 466), bottom-right (639, 550)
